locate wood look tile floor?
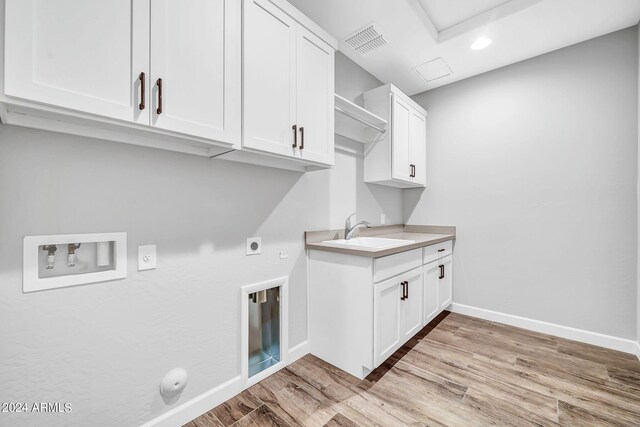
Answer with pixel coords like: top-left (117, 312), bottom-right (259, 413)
top-left (185, 312), bottom-right (640, 427)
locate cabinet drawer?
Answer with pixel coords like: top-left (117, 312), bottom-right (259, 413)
top-left (423, 240), bottom-right (453, 265)
top-left (374, 249), bottom-right (422, 283)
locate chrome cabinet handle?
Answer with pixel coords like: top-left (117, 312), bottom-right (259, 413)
top-left (138, 72), bottom-right (145, 111)
top-left (299, 126), bottom-right (305, 150)
top-left (292, 125), bottom-right (297, 148)
top-left (156, 78), bottom-right (163, 115)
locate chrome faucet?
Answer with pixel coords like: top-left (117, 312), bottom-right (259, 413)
top-left (344, 213), bottom-right (371, 240)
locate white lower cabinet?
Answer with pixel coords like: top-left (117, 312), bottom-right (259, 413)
top-left (438, 255), bottom-right (453, 310)
top-left (374, 267), bottom-right (423, 367)
top-left (310, 244), bottom-right (459, 380)
top-left (423, 251), bottom-right (453, 326)
top-left (423, 261), bottom-right (441, 325)
top-left (309, 244), bottom-right (453, 380)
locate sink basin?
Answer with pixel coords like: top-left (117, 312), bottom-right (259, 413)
top-left (322, 237), bottom-right (415, 249)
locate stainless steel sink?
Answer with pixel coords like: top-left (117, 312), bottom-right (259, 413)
top-left (322, 237), bottom-right (414, 249)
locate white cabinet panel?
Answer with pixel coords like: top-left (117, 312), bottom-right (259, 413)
top-left (391, 96), bottom-right (412, 183)
top-left (410, 109), bottom-right (427, 186)
top-left (401, 268), bottom-right (423, 341)
top-left (374, 248), bottom-right (422, 283)
top-left (363, 84), bottom-right (427, 188)
top-left (150, 0), bottom-right (241, 143)
top-left (374, 277), bottom-right (402, 367)
top-left (423, 261), bottom-right (440, 325)
top-left (438, 255), bottom-right (453, 311)
top-left (5, 0), bottom-right (150, 124)
top-left (296, 27), bottom-right (334, 165)
top-left (423, 240), bottom-right (453, 265)
top-left (243, 0), bottom-right (297, 157)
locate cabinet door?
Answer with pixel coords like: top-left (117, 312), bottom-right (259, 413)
top-left (423, 261), bottom-right (440, 325)
top-left (243, 0), bottom-right (297, 157)
top-left (296, 27), bottom-right (335, 165)
top-left (391, 95), bottom-right (412, 183)
top-left (438, 255), bottom-right (453, 311)
top-left (401, 268), bottom-right (423, 342)
top-left (150, 0), bottom-right (241, 144)
top-left (5, 0), bottom-right (149, 124)
top-left (374, 277), bottom-right (403, 367)
top-left (410, 110), bottom-right (427, 186)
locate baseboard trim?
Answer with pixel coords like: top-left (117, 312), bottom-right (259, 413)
top-left (636, 342), bottom-right (640, 361)
top-left (450, 303), bottom-right (638, 355)
top-left (142, 341), bottom-right (310, 427)
top-left (288, 340), bottom-right (311, 363)
top-left (141, 375), bottom-right (242, 427)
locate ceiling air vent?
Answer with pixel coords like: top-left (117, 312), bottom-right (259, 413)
top-left (343, 23), bottom-right (388, 55)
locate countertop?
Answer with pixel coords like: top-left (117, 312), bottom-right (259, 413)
top-left (305, 225), bottom-right (455, 258)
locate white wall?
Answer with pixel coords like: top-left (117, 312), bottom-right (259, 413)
top-left (0, 53), bottom-right (400, 427)
top-left (406, 27), bottom-right (639, 340)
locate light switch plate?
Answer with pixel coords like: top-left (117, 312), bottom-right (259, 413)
top-left (138, 245), bottom-right (157, 271)
top-left (246, 238), bottom-right (261, 255)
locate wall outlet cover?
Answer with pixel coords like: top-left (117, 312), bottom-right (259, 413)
top-left (138, 245), bottom-right (157, 271)
top-left (246, 238), bottom-right (262, 255)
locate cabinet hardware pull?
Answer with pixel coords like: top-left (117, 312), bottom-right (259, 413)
top-left (412, 164), bottom-right (416, 177)
top-left (292, 125), bottom-right (297, 148)
top-left (299, 126), bottom-right (304, 150)
top-left (156, 78), bottom-right (163, 115)
top-left (138, 72), bottom-right (145, 111)
top-left (438, 248), bottom-right (445, 252)
top-left (405, 281), bottom-right (409, 299)
top-left (400, 282), bottom-right (406, 300)
top-left (439, 265), bottom-right (444, 279)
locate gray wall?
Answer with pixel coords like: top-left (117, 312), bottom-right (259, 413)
top-left (406, 27), bottom-right (639, 339)
top-left (0, 53), bottom-right (400, 427)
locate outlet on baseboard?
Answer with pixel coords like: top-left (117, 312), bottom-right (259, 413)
top-left (380, 213), bottom-right (386, 225)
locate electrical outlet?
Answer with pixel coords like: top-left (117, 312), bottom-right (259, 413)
top-left (138, 245), bottom-right (157, 271)
top-left (380, 213), bottom-right (386, 225)
top-left (246, 238), bottom-right (261, 255)
top-left (279, 250), bottom-right (289, 259)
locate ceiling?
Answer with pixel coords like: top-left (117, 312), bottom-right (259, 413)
top-left (287, 0), bottom-right (640, 95)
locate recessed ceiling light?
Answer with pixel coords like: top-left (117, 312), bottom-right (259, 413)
top-left (471, 37), bottom-right (492, 50)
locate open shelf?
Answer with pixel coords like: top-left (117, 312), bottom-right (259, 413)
top-left (335, 93), bottom-right (388, 143)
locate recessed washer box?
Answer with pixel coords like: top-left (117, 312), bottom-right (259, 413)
top-left (23, 232), bottom-right (127, 293)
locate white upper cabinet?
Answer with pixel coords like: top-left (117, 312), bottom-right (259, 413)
top-left (391, 96), bottom-right (413, 182)
top-left (296, 26), bottom-right (335, 166)
top-left (363, 84), bottom-right (427, 188)
top-left (242, 0), bottom-right (335, 167)
top-left (243, 0), bottom-right (298, 157)
top-left (4, 0), bottom-right (150, 125)
top-left (410, 109), bottom-right (427, 186)
top-left (2, 0), bottom-right (335, 170)
top-left (150, 0), bottom-right (241, 144)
